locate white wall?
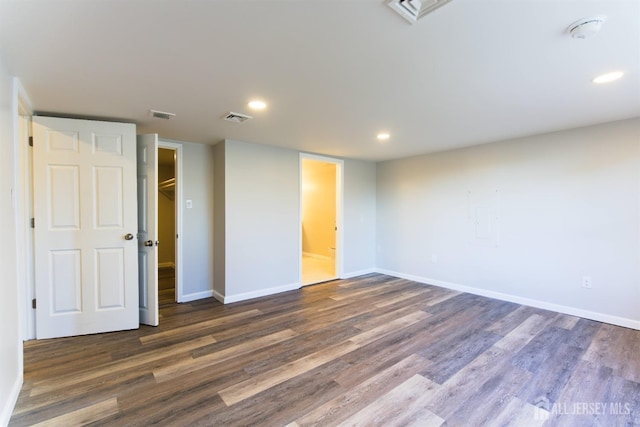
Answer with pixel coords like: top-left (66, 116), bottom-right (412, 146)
top-left (0, 58), bottom-right (22, 425)
top-left (343, 158), bottom-right (376, 276)
top-left (377, 118), bottom-right (640, 328)
top-left (213, 141), bottom-right (226, 298)
top-left (225, 139), bottom-right (301, 298)
top-left (215, 140), bottom-right (377, 302)
top-left (178, 140), bottom-right (215, 300)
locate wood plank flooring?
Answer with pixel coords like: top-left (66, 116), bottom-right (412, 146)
top-left (10, 274), bottom-right (640, 426)
top-left (158, 267), bottom-right (176, 306)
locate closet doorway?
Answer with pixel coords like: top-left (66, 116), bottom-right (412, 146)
top-left (157, 146), bottom-right (178, 305)
top-left (300, 154), bottom-right (343, 285)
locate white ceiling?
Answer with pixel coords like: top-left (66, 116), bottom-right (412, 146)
top-left (1, 0), bottom-right (638, 161)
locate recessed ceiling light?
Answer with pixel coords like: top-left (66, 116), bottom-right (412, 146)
top-left (592, 71), bottom-right (624, 84)
top-left (248, 100), bottom-right (267, 110)
top-left (377, 133), bottom-right (390, 141)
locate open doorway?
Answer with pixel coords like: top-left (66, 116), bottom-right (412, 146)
top-left (300, 155), bottom-right (343, 285)
top-left (157, 148), bottom-right (176, 305)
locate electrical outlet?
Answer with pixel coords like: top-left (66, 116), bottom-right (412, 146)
top-left (431, 254), bottom-right (438, 264)
top-left (582, 276), bottom-right (592, 289)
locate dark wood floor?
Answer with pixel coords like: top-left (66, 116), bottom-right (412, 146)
top-left (10, 274), bottom-right (640, 426)
top-left (158, 267), bottom-right (175, 306)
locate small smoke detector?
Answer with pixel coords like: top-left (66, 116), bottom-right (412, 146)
top-left (222, 112), bottom-right (253, 123)
top-left (149, 109), bottom-right (176, 120)
top-left (387, 0), bottom-right (452, 24)
top-left (567, 16), bottom-right (606, 39)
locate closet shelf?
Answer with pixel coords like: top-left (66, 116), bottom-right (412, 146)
top-left (159, 177), bottom-right (175, 200)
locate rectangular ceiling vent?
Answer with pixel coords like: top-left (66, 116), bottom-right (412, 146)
top-left (223, 112), bottom-right (253, 123)
top-left (387, 0), bottom-right (452, 24)
top-left (150, 109), bottom-right (176, 120)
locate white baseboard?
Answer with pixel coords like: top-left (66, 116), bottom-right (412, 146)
top-left (376, 268), bottom-right (640, 331)
top-left (218, 282), bottom-right (301, 304)
top-left (341, 268), bottom-right (377, 279)
top-left (212, 288), bottom-right (225, 304)
top-left (180, 289), bottom-right (214, 303)
top-left (1, 373), bottom-right (22, 427)
top-left (158, 262), bottom-right (175, 269)
top-left (302, 252), bottom-right (334, 261)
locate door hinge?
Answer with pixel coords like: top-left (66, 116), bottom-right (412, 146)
top-left (32, 298), bottom-right (36, 309)
top-left (28, 136), bottom-right (33, 147)
top-left (31, 218), bottom-right (35, 228)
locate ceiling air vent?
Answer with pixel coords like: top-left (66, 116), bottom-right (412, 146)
top-left (149, 109), bottom-right (176, 120)
top-left (387, 0), bottom-right (452, 24)
top-left (223, 112), bottom-right (253, 123)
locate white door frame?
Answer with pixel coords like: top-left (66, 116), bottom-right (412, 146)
top-left (299, 153), bottom-right (344, 285)
top-left (18, 116), bottom-right (185, 336)
top-left (158, 139), bottom-right (184, 302)
top-left (14, 82), bottom-right (35, 340)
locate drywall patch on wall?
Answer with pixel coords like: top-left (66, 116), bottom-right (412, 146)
top-left (468, 189), bottom-right (500, 247)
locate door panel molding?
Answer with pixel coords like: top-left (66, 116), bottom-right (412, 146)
top-left (137, 134), bottom-right (158, 326)
top-left (33, 116), bottom-right (138, 339)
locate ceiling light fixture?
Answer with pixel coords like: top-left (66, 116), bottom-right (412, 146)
top-left (248, 100), bottom-right (267, 110)
top-left (592, 71), bottom-right (624, 84)
top-left (567, 15), bottom-right (606, 39)
top-left (377, 133), bottom-right (390, 141)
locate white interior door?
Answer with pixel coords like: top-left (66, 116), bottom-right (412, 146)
top-left (137, 134), bottom-right (159, 326)
top-left (33, 116), bottom-right (139, 339)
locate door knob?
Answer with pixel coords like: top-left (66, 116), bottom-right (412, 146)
top-left (124, 233), bottom-right (134, 240)
top-left (144, 240), bottom-right (154, 247)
